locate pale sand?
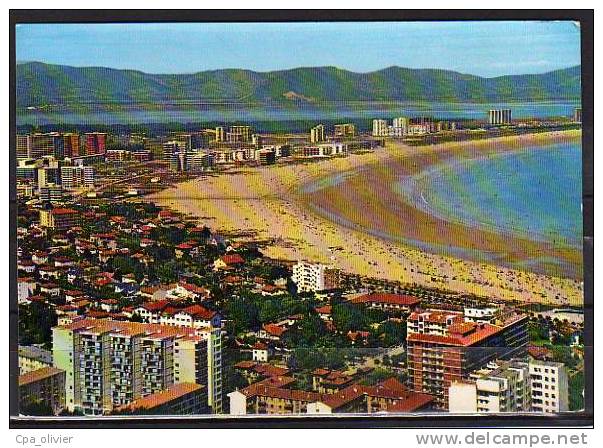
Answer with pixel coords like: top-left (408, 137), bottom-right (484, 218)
top-left (146, 131), bottom-right (583, 307)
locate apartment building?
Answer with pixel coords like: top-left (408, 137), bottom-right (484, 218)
top-left (292, 261), bottom-right (339, 292)
top-left (39, 208), bottom-right (80, 230)
top-left (488, 109), bottom-right (512, 125)
top-left (230, 126), bottom-right (253, 143)
top-left (60, 166), bottom-right (95, 189)
top-left (310, 124), bottom-right (326, 143)
top-left (255, 149), bottom-right (276, 165)
top-left (163, 141), bottom-right (187, 171)
top-left (372, 119), bottom-right (389, 137)
top-left (529, 360), bottom-right (568, 413)
top-left (30, 133), bottom-right (64, 159)
top-left (392, 117), bottom-right (409, 135)
top-left (407, 309), bottom-right (528, 409)
top-left (214, 126), bottom-right (226, 143)
top-left (300, 143), bottom-right (347, 158)
top-left (39, 185), bottom-right (65, 203)
top-left (16, 134), bottom-right (31, 159)
top-left (449, 359), bottom-right (531, 413)
top-left (574, 108), bottom-right (582, 123)
top-left (61, 133), bottom-right (81, 158)
top-left (84, 132), bottom-right (107, 155)
top-left (52, 318), bottom-right (222, 415)
top-left (334, 123), bottom-right (356, 138)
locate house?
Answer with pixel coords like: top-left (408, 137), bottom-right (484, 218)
top-left (66, 268), bottom-right (83, 284)
top-left (100, 299), bottom-right (120, 313)
top-left (213, 254), bottom-right (245, 270)
top-left (347, 330), bottom-right (370, 345)
top-left (31, 251), bottom-right (49, 265)
top-left (39, 265), bottom-right (61, 280)
top-left (234, 361), bottom-right (290, 383)
top-left (40, 282), bottom-right (61, 297)
top-left (160, 304), bottom-right (221, 329)
top-left (260, 284), bottom-right (286, 297)
top-left (257, 323), bottom-right (288, 341)
top-left (307, 378), bottom-right (434, 415)
top-left (166, 282), bottom-right (211, 302)
top-left (252, 342), bottom-right (270, 362)
top-left (17, 260), bottom-right (36, 274)
top-left (311, 368), bottom-right (354, 394)
top-left (18, 277), bottom-right (37, 304)
top-left (133, 300), bottom-right (170, 323)
top-left (315, 305), bottom-right (332, 321)
top-left (64, 290), bottom-right (86, 303)
top-left (139, 285), bottom-right (169, 302)
top-left (53, 256), bottom-right (75, 268)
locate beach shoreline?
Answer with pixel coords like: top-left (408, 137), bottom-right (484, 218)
top-left (145, 130), bottom-right (583, 307)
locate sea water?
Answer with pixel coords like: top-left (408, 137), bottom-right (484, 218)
top-left (408, 141), bottom-right (583, 248)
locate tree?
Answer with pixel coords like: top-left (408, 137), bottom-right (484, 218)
top-left (332, 302), bottom-right (367, 333)
top-left (20, 400), bottom-right (54, 416)
top-left (379, 320), bottom-right (407, 347)
top-left (18, 302), bottom-right (58, 347)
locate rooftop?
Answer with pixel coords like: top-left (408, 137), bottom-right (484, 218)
top-left (117, 383), bottom-right (203, 412)
top-left (352, 293), bottom-right (421, 307)
top-left (19, 367), bottom-right (64, 386)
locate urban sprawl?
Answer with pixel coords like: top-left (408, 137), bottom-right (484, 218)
top-left (17, 107), bottom-right (584, 417)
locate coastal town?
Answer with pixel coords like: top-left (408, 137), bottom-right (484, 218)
top-left (16, 108), bottom-right (584, 417)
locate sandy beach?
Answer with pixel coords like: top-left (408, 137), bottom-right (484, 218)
top-left (146, 130), bottom-right (583, 307)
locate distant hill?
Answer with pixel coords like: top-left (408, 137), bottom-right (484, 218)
top-left (16, 62), bottom-right (581, 107)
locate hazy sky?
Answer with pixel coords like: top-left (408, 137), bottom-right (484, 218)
top-left (16, 21), bottom-right (581, 77)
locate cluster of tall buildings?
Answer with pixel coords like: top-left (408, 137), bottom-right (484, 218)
top-left (214, 125), bottom-right (253, 144)
top-left (406, 307), bottom-right (529, 410)
top-left (488, 109), bottom-right (513, 125)
top-left (17, 132), bottom-right (107, 160)
top-left (52, 318), bottom-right (223, 415)
top-left (163, 140), bottom-right (212, 173)
top-left (16, 156), bottom-right (96, 201)
top-left (372, 117), bottom-right (457, 137)
top-left (449, 358), bottom-right (568, 414)
top-left (310, 123), bottom-right (355, 143)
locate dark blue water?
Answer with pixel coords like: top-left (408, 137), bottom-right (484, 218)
top-left (400, 141), bottom-right (583, 248)
top-left (16, 101), bottom-right (580, 127)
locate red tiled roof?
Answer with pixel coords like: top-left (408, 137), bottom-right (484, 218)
top-left (19, 367), bottom-right (64, 386)
top-left (352, 293), bottom-right (421, 307)
top-left (50, 208), bottom-right (78, 215)
top-left (219, 254), bottom-right (245, 265)
top-left (262, 323), bottom-right (287, 337)
top-left (118, 383), bottom-right (203, 411)
top-left (178, 304), bottom-right (216, 320)
top-left (407, 322), bottom-right (501, 347)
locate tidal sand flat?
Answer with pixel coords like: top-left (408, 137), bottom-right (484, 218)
top-left (147, 130), bottom-right (583, 306)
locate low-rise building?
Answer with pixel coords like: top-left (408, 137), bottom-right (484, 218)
top-left (19, 367), bottom-right (66, 415)
top-left (18, 345), bottom-right (53, 374)
top-left (350, 293), bottom-right (420, 314)
top-left (114, 383), bottom-right (208, 415)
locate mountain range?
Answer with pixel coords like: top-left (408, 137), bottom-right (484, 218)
top-left (16, 62), bottom-right (581, 107)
